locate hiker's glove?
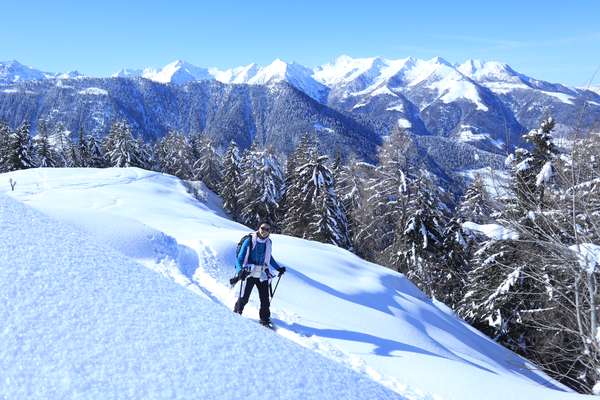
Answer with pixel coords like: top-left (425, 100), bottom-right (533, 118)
top-left (278, 267), bottom-right (286, 276)
top-left (240, 268), bottom-right (250, 280)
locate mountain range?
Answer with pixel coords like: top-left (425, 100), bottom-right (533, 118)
top-left (0, 56), bottom-right (599, 187)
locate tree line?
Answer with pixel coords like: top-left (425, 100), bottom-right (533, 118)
top-left (1, 117), bottom-right (600, 393)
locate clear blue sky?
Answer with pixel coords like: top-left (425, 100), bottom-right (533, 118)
top-left (2, 0), bottom-right (599, 86)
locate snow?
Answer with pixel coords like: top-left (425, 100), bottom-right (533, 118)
top-left (78, 87), bottom-right (109, 96)
top-left (148, 60), bottom-right (213, 85)
top-left (588, 86), bottom-right (600, 95)
top-left (313, 122), bottom-right (334, 133)
top-left (428, 76), bottom-right (488, 111)
top-left (247, 59), bottom-right (328, 102)
top-left (462, 221), bottom-right (519, 240)
top-left (569, 243), bottom-right (600, 274)
top-left (386, 103), bottom-right (404, 112)
top-left (368, 85), bottom-right (398, 97)
top-left (456, 128), bottom-right (504, 149)
top-left (0, 193), bottom-right (399, 400)
top-left (541, 91), bottom-right (575, 105)
top-left (457, 60), bottom-right (520, 84)
top-left (211, 63), bottom-right (260, 84)
top-left (397, 118), bottom-right (412, 129)
top-left (0, 167), bottom-right (578, 400)
top-left (535, 161), bottom-right (553, 186)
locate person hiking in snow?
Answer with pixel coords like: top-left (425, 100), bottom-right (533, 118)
top-left (233, 222), bottom-right (286, 327)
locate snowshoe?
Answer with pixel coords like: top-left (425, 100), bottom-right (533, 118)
top-left (259, 320), bottom-right (276, 330)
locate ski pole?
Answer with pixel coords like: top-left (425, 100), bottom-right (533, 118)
top-left (239, 275), bottom-right (245, 299)
top-left (270, 275), bottom-right (282, 299)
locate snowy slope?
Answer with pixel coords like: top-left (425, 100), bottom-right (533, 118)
top-left (1, 168), bottom-right (585, 400)
top-left (0, 190), bottom-right (400, 399)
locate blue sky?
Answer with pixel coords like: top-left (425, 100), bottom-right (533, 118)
top-left (2, 0), bottom-right (599, 86)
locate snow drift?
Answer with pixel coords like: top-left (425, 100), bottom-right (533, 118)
top-left (0, 168), bottom-right (583, 400)
top-left (0, 193), bottom-right (400, 399)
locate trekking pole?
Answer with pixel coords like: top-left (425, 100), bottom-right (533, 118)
top-left (239, 275), bottom-right (245, 298)
top-left (270, 275), bottom-right (282, 299)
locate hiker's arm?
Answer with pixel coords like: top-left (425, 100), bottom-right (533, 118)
top-left (236, 238), bottom-right (251, 272)
top-left (269, 256), bottom-right (281, 270)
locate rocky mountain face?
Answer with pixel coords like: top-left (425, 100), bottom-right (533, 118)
top-left (0, 77), bottom-right (381, 162)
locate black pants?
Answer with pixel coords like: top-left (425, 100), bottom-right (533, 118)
top-left (234, 277), bottom-right (270, 322)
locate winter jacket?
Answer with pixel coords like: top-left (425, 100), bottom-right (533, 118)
top-left (236, 233), bottom-right (281, 280)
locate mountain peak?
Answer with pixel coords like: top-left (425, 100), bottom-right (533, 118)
top-left (429, 56), bottom-right (452, 67)
top-left (457, 59), bottom-right (520, 83)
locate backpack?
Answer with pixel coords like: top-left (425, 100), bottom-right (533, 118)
top-left (236, 233), bottom-right (253, 263)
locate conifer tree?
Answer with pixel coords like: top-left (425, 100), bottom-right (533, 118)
top-left (459, 174), bottom-right (494, 224)
top-left (154, 131), bottom-right (194, 178)
top-left (0, 121), bottom-right (11, 172)
top-left (221, 141), bottom-right (242, 220)
top-left (193, 136), bottom-right (223, 193)
top-left (103, 121), bottom-right (144, 168)
top-left (336, 154), bottom-right (372, 252)
top-left (238, 145), bottom-right (284, 229)
top-left (51, 123), bottom-right (73, 167)
top-left (6, 122), bottom-right (36, 171)
top-left (301, 153), bottom-right (351, 248)
top-left (86, 135), bottom-right (107, 168)
top-left (509, 117), bottom-right (559, 210)
top-left (436, 217), bottom-right (469, 308)
top-left (281, 134), bottom-right (317, 238)
top-left (34, 120), bottom-right (57, 168)
top-left (356, 128), bottom-right (413, 263)
top-left (77, 127), bottom-right (89, 167)
top-left (392, 172), bottom-right (446, 296)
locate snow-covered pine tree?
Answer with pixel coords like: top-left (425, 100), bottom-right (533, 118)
top-left (238, 145), bottom-right (284, 230)
top-left (436, 217), bottom-right (469, 308)
top-left (51, 123), bottom-right (73, 167)
top-left (336, 154), bottom-right (374, 255)
top-left (69, 133), bottom-right (82, 168)
top-left (299, 152), bottom-right (351, 248)
top-left (192, 136), bottom-right (223, 193)
top-left (0, 121), bottom-right (10, 172)
top-left (356, 128), bottom-right (413, 264)
top-left (391, 171), bottom-right (446, 296)
top-left (136, 136), bottom-right (153, 170)
top-left (154, 131), bottom-right (194, 179)
top-left (86, 135), bottom-right (107, 168)
top-left (103, 121), bottom-right (144, 168)
top-left (457, 229), bottom-right (549, 357)
top-left (220, 141), bottom-right (242, 220)
top-left (34, 120), bottom-right (58, 168)
top-left (509, 117), bottom-right (559, 210)
top-left (459, 174), bottom-right (494, 224)
top-left (6, 122), bottom-right (36, 171)
top-left (77, 127), bottom-right (89, 167)
top-left (281, 134), bottom-right (317, 237)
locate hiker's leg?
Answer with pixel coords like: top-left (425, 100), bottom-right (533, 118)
top-left (257, 279), bottom-right (271, 323)
top-left (234, 278), bottom-right (256, 314)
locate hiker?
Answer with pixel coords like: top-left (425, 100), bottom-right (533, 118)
top-left (233, 222), bottom-right (286, 326)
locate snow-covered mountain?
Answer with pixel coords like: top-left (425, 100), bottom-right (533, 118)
top-left (2, 55), bottom-right (600, 162)
top-left (0, 60), bottom-right (52, 84)
top-left (584, 85), bottom-right (600, 95)
top-left (113, 60), bottom-right (213, 85)
top-left (0, 167), bottom-right (580, 400)
top-left (112, 59), bottom-right (328, 102)
top-left (0, 60), bottom-right (85, 85)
